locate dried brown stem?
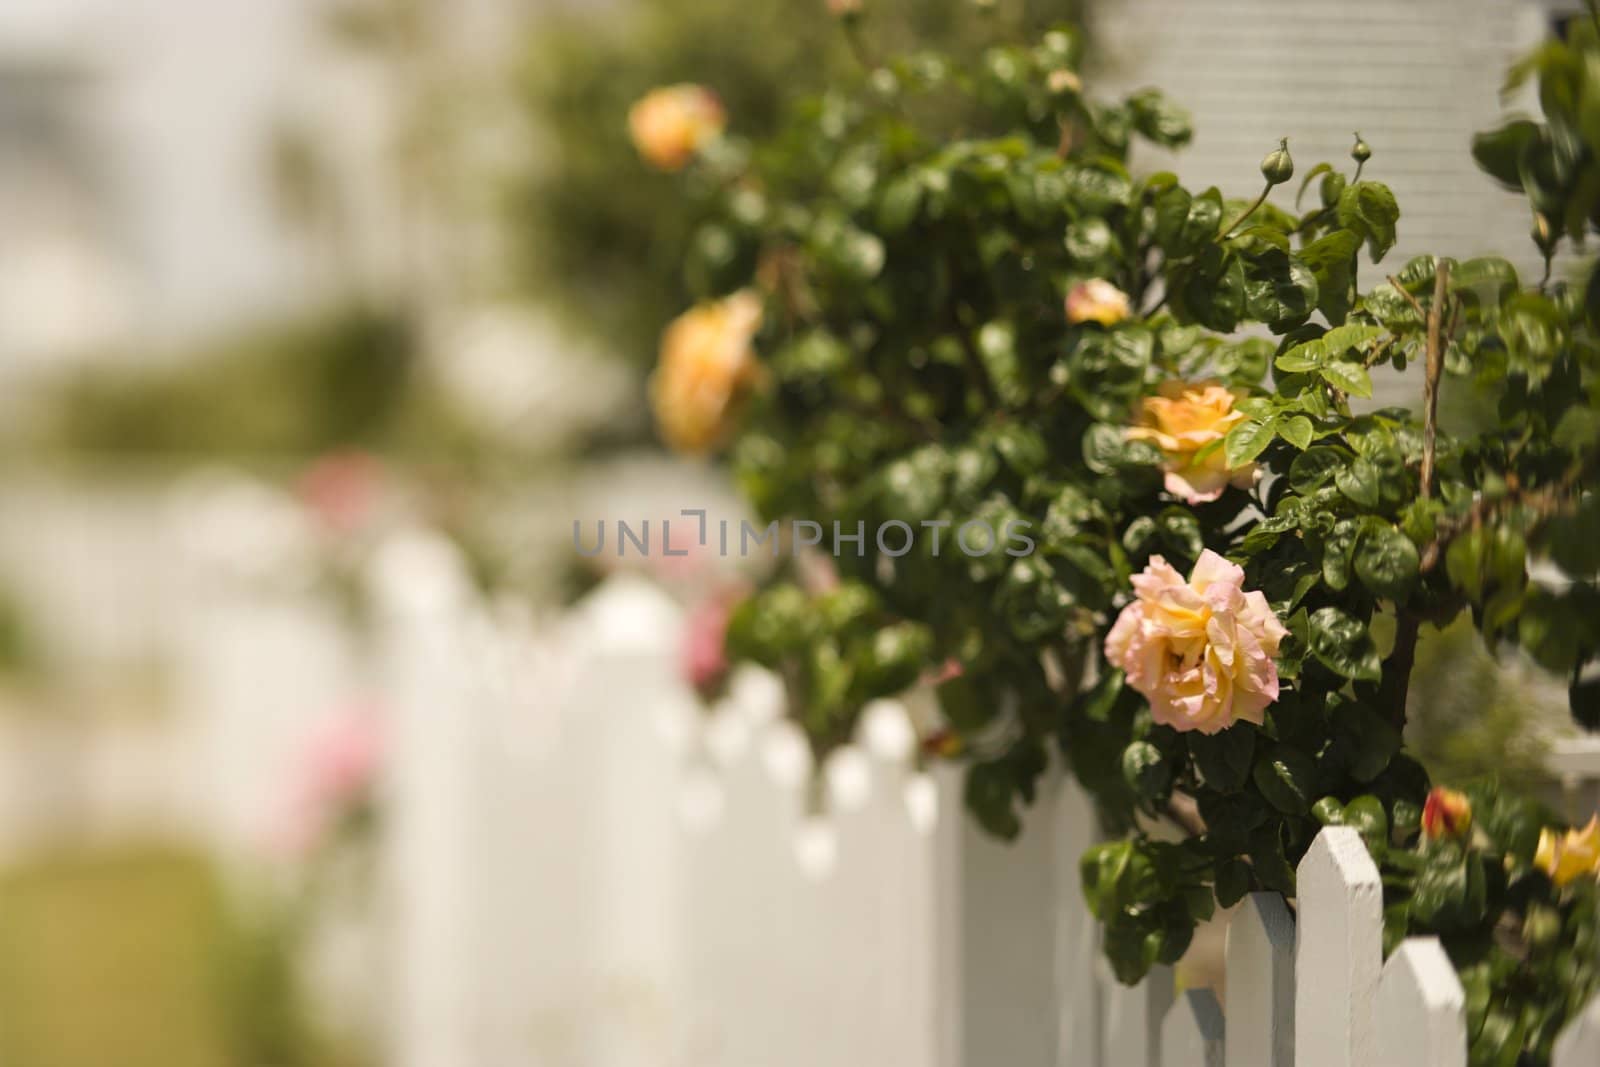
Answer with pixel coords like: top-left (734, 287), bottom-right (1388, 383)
top-left (1165, 792), bottom-right (1207, 837)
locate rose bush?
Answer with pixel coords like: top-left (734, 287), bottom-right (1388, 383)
top-left (639, 7), bottom-right (1600, 1063)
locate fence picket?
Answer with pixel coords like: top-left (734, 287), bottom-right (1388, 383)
top-left (1054, 777), bottom-right (1102, 1067)
top-left (1102, 963), bottom-right (1174, 1067)
top-left (1554, 991), bottom-right (1600, 1067)
top-left (1294, 827), bottom-right (1382, 1067)
top-left (1225, 891), bottom-right (1295, 1067)
top-left (1374, 938), bottom-right (1466, 1067)
top-left (1162, 989), bottom-right (1225, 1067)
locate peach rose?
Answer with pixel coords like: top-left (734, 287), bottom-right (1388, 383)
top-left (628, 84), bottom-right (726, 172)
top-left (650, 290), bottom-right (763, 453)
top-left (1126, 381), bottom-right (1257, 504)
top-left (1535, 816), bottom-right (1600, 888)
top-left (1421, 786), bottom-right (1472, 839)
top-left (1047, 69), bottom-right (1082, 95)
top-left (1065, 279), bottom-right (1130, 326)
top-left (1104, 549), bottom-right (1288, 734)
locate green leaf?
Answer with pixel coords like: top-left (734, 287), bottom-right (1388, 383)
top-left (1445, 527), bottom-right (1487, 602)
top-left (966, 760), bottom-right (1023, 839)
top-left (1126, 88), bottom-right (1193, 148)
top-left (1225, 416), bottom-right (1277, 468)
top-left (1243, 249), bottom-right (1318, 331)
top-left (1336, 181), bottom-right (1400, 262)
top-left (1300, 230), bottom-right (1360, 323)
top-left (1470, 119), bottom-right (1541, 191)
top-left (877, 173), bottom-right (924, 233)
top-left (1354, 525), bottom-right (1420, 599)
top-left (1188, 727), bottom-right (1256, 793)
top-left (1278, 415), bottom-right (1314, 450)
top-left (1320, 360), bottom-right (1373, 398)
top-left (1410, 847), bottom-right (1489, 932)
top-left (1275, 341), bottom-right (1324, 373)
top-left (1308, 605), bottom-right (1382, 682)
top-left (1121, 741), bottom-right (1172, 806)
top-left (1334, 457), bottom-right (1381, 509)
top-left (1322, 519), bottom-right (1359, 590)
top-left (1572, 674), bottom-right (1600, 732)
top-left (1253, 744), bottom-right (1317, 814)
top-left (1214, 858), bottom-right (1251, 908)
top-left (1290, 446), bottom-right (1349, 492)
top-left (1337, 702), bottom-right (1401, 782)
top-left (1295, 162), bottom-right (1334, 210)
top-left (1247, 823), bottom-right (1295, 894)
top-left (1341, 795), bottom-right (1389, 859)
top-left (976, 320), bottom-right (1028, 407)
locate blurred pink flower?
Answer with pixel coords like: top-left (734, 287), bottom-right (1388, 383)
top-left (682, 590), bottom-right (743, 695)
top-left (1104, 550), bottom-right (1287, 734)
top-left (273, 703), bottom-right (384, 858)
top-left (296, 450), bottom-right (384, 536)
top-left (795, 549), bottom-right (840, 596)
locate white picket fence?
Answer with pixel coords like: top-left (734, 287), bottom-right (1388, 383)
top-left (174, 517), bottom-right (1600, 1067)
top-left (1081, 825), bottom-right (1600, 1067)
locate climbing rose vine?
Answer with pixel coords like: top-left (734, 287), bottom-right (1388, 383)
top-left (633, 8), bottom-right (1600, 1063)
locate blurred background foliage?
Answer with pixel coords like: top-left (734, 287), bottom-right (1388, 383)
top-left (28, 308), bottom-right (423, 464)
top-left (510, 0), bottom-right (1087, 367)
top-left (1406, 615), bottom-right (1572, 786)
top-left (0, 846), bottom-right (365, 1067)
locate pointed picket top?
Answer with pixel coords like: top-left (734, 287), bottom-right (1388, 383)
top-left (1295, 826), bottom-right (1383, 1067)
top-left (1103, 961), bottom-right (1175, 1067)
top-left (1374, 937), bottom-right (1465, 1067)
top-left (1554, 990), bottom-right (1600, 1067)
top-left (1162, 988), bottom-right (1225, 1067)
top-left (1226, 891), bottom-right (1295, 1067)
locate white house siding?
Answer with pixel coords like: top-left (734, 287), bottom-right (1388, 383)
top-left (1093, 0), bottom-right (1563, 408)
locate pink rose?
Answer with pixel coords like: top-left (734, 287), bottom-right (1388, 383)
top-left (682, 590), bottom-right (741, 695)
top-left (1065, 279), bottom-right (1131, 326)
top-left (1104, 550), bottom-right (1288, 734)
top-left (1125, 381), bottom-right (1257, 504)
top-left (296, 450), bottom-right (384, 536)
top-left (274, 703), bottom-right (384, 857)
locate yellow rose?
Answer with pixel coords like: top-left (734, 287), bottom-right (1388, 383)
top-left (1535, 816), bottom-right (1600, 888)
top-left (628, 84), bottom-right (726, 172)
top-left (1125, 381), bottom-right (1257, 504)
top-left (1065, 279), bottom-right (1130, 326)
top-left (650, 291), bottom-right (763, 453)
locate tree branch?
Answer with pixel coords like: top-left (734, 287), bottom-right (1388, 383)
top-left (1375, 612), bottom-right (1419, 733)
top-left (1420, 260), bottom-right (1450, 502)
